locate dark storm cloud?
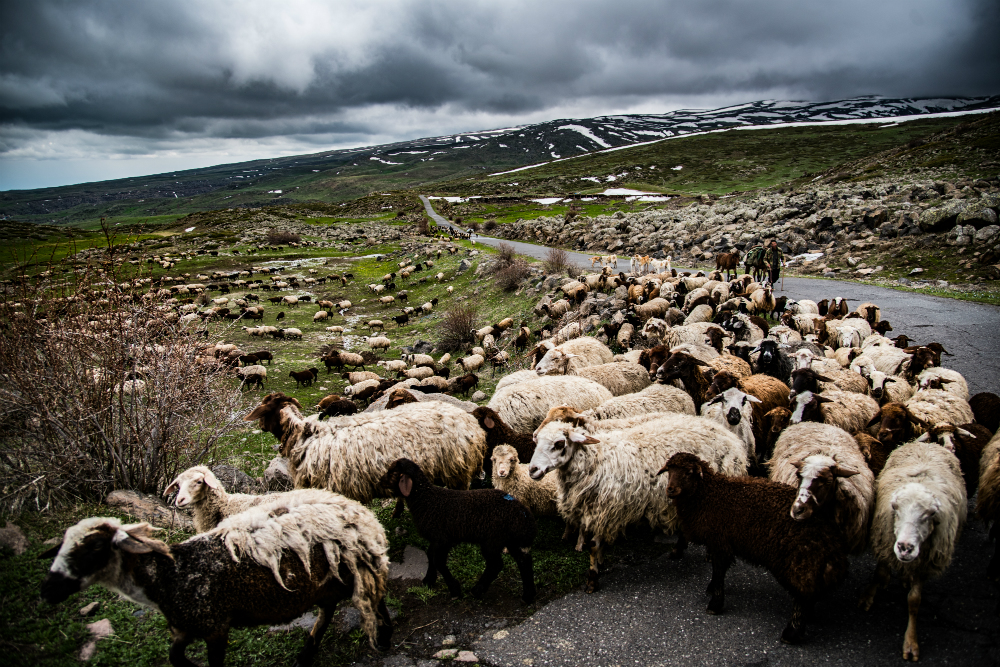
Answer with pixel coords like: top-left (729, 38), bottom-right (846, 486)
top-left (1, 0), bottom-right (998, 187)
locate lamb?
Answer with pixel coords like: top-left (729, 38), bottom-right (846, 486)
top-left (471, 406), bottom-right (536, 479)
top-left (166, 466), bottom-right (336, 533)
top-left (767, 422), bottom-right (875, 554)
top-left (661, 453), bottom-right (848, 644)
top-left (976, 431), bottom-right (1000, 579)
top-left (491, 444), bottom-right (559, 517)
top-left (448, 372), bottom-right (480, 397)
top-left (916, 367), bottom-right (969, 401)
top-left (488, 375), bottom-right (614, 434)
top-left (40, 502), bottom-right (393, 666)
top-left (859, 440), bottom-right (966, 661)
top-left (319, 397), bottom-right (359, 420)
top-left (246, 393), bottom-right (486, 504)
top-left (529, 411), bottom-right (747, 591)
top-left (701, 387), bottom-right (761, 462)
top-left (290, 368), bottom-right (318, 387)
top-left (789, 390), bottom-right (880, 435)
top-left (380, 458), bottom-right (536, 603)
top-left (582, 383), bottom-right (696, 420)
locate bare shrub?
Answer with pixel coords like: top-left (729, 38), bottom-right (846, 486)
top-left (437, 303), bottom-right (479, 352)
top-left (543, 247), bottom-right (570, 274)
top-left (415, 217), bottom-right (431, 235)
top-left (495, 242), bottom-right (517, 267)
top-left (483, 219), bottom-right (497, 232)
top-left (265, 229), bottom-right (301, 245)
top-left (0, 257), bottom-right (244, 516)
top-left (494, 257), bottom-right (531, 292)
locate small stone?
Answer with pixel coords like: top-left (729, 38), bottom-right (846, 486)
top-left (455, 651), bottom-right (479, 662)
top-left (337, 607), bottom-right (361, 633)
top-left (471, 390), bottom-right (486, 402)
top-left (493, 629), bottom-right (510, 640)
top-left (79, 602), bottom-right (100, 616)
top-left (898, 278), bottom-right (912, 285)
top-left (0, 522), bottom-right (28, 555)
top-left (442, 635), bottom-right (457, 646)
top-left (433, 648), bottom-right (458, 659)
top-left (80, 619), bottom-right (114, 661)
top-left (847, 256), bottom-right (859, 267)
top-left (936, 280), bottom-right (949, 288)
top-left (909, 267), bottom-right (924, 275)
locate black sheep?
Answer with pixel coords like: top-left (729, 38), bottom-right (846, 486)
top-left (319, 398), bottom-right (359, 420)
top-left (380, 458), bottom-right (536, 603)
top-left (754, 339), bottom-right (793, 385)
top-left (970, 392), bottom-right (1000, 434)
top-left (661, 453), bottom-right (848, 644)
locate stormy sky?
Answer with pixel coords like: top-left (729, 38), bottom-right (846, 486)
top-left (1, 0), bottom-right (998, 191)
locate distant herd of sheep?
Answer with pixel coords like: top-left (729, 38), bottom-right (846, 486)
top-left (41, 257), bottom-right (1000, 665)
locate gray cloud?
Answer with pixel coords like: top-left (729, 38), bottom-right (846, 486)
top-left (1, 0), bottom-right (998, 189)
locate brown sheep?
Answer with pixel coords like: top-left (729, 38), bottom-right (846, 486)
top-left (867, 402), bottom-right (929, 448)
top-left (853, 432), bottom-right (891, 477)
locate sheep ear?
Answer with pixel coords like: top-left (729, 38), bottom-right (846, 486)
top-left (832, 465), bottom-right (859, 478)
top-left (957, 427), bottom-right (973, 438)
top-left (866, 413), bottom-right (882, 428)
top-left (245, 402), bottom-right (273, 421)
top-left (398, 474), bottom-right (413, 497)
top-left (484, 416), bottom-right (495, 429)
top-left (655, 463), bottom-right (669, 476)
top-left (916, 432), bottom-right (932, 442)
top-left (38, 542), bottom-right (62, 559)
top-left (814, 396), bottom-right (834, 404)
top-left (707, 394), bottom-right (724, 405)
top-left (164, 480), bottom-right (180, 497)
top-left (885, 377), bottom-right (897, 383)
top-left (814, 374), bottom-right (834, 383)
top-left (202, 473), bottom-right (221, 490)
top-left (791, 459), bottom-right (805, 471)
top-left (746, 395), bottom-right (762, 404)
top-left (114, 525), bottom-right (172, 558)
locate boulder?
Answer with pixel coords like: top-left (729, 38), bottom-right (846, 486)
top-left (105, 490), bottom-right (193, 531)
top-left (975, 225), bottom-right (1000, 246)
top-left (211, 464), bottom-right (261, 494)
top-left (412, 340), bottom-right (434, 354)
top-left (918, 201), bottom-right (967, 233)
top-left (958, 206), bottom-right (999, 229)
top-left (264, 457), bottom-right (293, 492)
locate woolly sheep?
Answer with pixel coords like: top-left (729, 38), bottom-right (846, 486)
top-left (246, 393), bottom-right (485, 503)
top-left (345, 378), bottom-right (381, 398)
top-left (701, 387), bottom-right (760, 462)
top-left (457, 354), bottom-right (485, 373)
top-left (572, 362), bottom-right (652, 396)
top-left (683, 303), bottom-right (714, 325)
top-left (313, 310), bottom-right (329, 322)
top-left (916, 367), bottom-right (969, 401)
top-left (488, 375), bottom-right (614, 434)
top-left (529, 410), bottom-right (747, 591)
top-left (401, 366), bottom-right (434, 380)
top-left (789, 389), bottom-right (879, 435)
top-left (366, 336), bottom-right (391, 352)
top-left (904, 388), bottom-right (974, 427)
top-left (344, 371), bottom-right (381, 385)
top-left (768, 422), bottom-right (875, 554)
top-left (491, 444), bottom-right (559, 517)
top-left (378, 359), bottom-right (408, 374)
top-left (582, 383), bottom-right (696, 420)
top-left (977, 431), bottom-right (1000, 579)
top-left (860, 440), bottom-right (966, 661)
top-left (533, 336), bottom-right (613, 374)
top-left (40, 502), bottom-right (393, 664)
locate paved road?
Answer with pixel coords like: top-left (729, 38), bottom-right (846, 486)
top-left (420, 195), bottom-right (1000, 666)
top-left (420, 196), bottom-right (1000, 395)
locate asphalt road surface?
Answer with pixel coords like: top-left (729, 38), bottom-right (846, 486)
top-left (420, 196), bottom-right (1000, 666)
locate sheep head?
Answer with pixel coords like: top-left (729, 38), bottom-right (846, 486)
top-left (529, 420), bottom-right (599, 480)
top-left (890, 483), bottom-right (941, 563)
top-left (379, 458), bottom-right (426, 498)
top-left (658, 452), bottom-right (709, 500)
top-left (788, 454), bottom-right (858, 522)
top-left (165, 466), bottom-right (222, 507)
top-left (868, 402), bottom-right (929, 447)
top-left (491, 445), bottom-right (520, 479)
top-left (245, 392), bottom-right (303, 444)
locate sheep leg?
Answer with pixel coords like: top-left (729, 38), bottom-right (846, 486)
top-left (585, 540), bottom-right (603, 594)
top-left (294, 601), bottom-right (336, 667)
top-left (781, 598), bottom-right (811, 644)
top-left (391, 498), bottom-right (405, 519)
top-left (204, 631), bottom-right (228, 667)
top-left (509, 546), bottom-right (536, 604)
top-left (669, 532), bottom-right (688, 559)
top-left (434, 545), bottom-right (463, 598)
top-left (903, 579), bottom-right (922, 661)
top-left (374, 598), bottom-right (394, 650)
top-left (422, 545), bottom-right (439, 588)
top-left (859, 561), bottom-right (891, 611)
top-left (706, 550), bottom-right (733, 615)
top-left (168, 627), bottom-right (197, 667)
top-left (471, 547), bottom-right (504, 599)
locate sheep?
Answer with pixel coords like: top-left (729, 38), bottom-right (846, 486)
top-left (289, 368), bottom-right (317, 387)
top-left (916, 422), bottom-right (993, 496)
top-left (616, 322), bottom-right (635, 349)
top-left (749, 286), bottom-right (776, 316)
top-left (165, 466), bottom-right (329, 533)
top-left (488, 375), bottom-right (614, 434)
top-left (834, 320), bottom-right (872, 350)
top-left (342, 370), bottom-right (381, 385)
top-left (529, 411), bottom-right (747, 591)
top-left (400, 366), bottom-right (434, 381)
top-left (380, 458), bottom-right (536, 602)
top-left (860, 440), bottom-right (966, 661)
top-left (854, 362), bottom-right (915, 405)
top-left (249, 350), bottom-right (273, 364)
top-left (491, 444), bottom-right (559, 517)
top-left (344, 378), bottom-right (381, 400)
top-left (787, 299), bottom-right (820, 315)
top-left (313, 310), bottom-right (329, 322)
top-left (495, 369), bottom-right (542, 391)
top-left (324, 350), bottom-right (366, 372)
top-left (970, 392), bottom-right (1000, 434)
top-left (277, 327), bottom-right (303, 339)
top-left (867, 402), bottom-right (932, 449)
top-left (237, 364), bottom-right (267, 390)
top-left (851, 345), bottom-right (912, 377)
top-left (701, 387), bottom-right (760, 462)
top-left (377, 359), bottom-right (408, 374)
top-left (789, 390), bottom-right (880, 435)
top-left (631, 297), bottom-right (672, 322)
top-left (753, 339), bottom-right (793, 384)
top-left (449, 372), bottom-right (480, 397)
top-left (40, 504), bottom-right (394, 665)
top-left (456, 354), bottom-right (485, 373)
top-left (855, 301), bottom-right (881, 325)
top-left (246, 393), bottom-right (485, 503)
top-left (471, 405), bottom-right (536, 475)
top-left (326, 325), bottom-right (345, 334)
top-left (654, 350), bottom-right (716, 409)
top-left (977, 431), bottom-right (1000, 579)
top-left (724, 312), bottom-right (764, 344)
top-left (661, 453), bottom-right (848, 644)
top-left (916, 367), bottom-right (969, 401)
top-left (367, 320), bottom-right (385, 332)
top-left (767, 422), bottom-right (875, 554)
top-left (767, 324), bottom-right (802, 344)
top-left (281, 295), bottom-right (299, 307)
top-left (582, 383), bottom-right (696, 420)
top-left (402, 353), bottom-right (435, 366)
top-left (540, 299), bottom-right (571, 319)
top-left (904, 388), bottom-right (974, 428)
top-left (683, 303), bottom-right (714, 325)
top-left (365, 336), bottom-right (391, 354)
top-left (534, 336), bottom-right (615, 375)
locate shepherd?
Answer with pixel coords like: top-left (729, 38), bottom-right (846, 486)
top-left (764, 239), bottom-right (784, 290)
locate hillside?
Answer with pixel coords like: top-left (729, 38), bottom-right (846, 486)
top-left (1, 95), bottom-right (997, 226)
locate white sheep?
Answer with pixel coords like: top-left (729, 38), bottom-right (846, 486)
top-left (700, 387), bottom-right (760, 462)
top-left (246, 393), bottom-right (485, 503)
top-left (915, 367), bottom-right (969, 400)
top-left (488, 375), bottom-right (614, 434)
top-left (572, 362), bottom-right (652, 396)
top-left (401, 366), bottom-right (434, 380)
top-left (789, 389), bottom-right (880, 435)
top-left (344, 378), bottom-right (380, 397)
top-left (582, 383), bottom-right (696, 420)
top-left (403, 353), bottom-right (435, 366)
top-left (904, 388), bottom-right (974, 426)
top-left (456, 354), bottom-right (485, 373)
top-left (529, 410), bottom-right (747, 591)
top-left (860, 440), bottom-right (966, 661)
top-left (313, 310), bottom-right (329, 322)
top-left (768, 422), bottom-right (875, 554)
top-left (378, 359), bottom-right (408, 374)
top-left (365, 336), bottom-right (391, 353)
top-left (533, 336), bottom-right (614, 374)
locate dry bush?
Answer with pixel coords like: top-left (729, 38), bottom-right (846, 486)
top-left (494, 242), bottom-right (517, 267)
top-left (0, 259), bottom-right (244, 516)
top-left (265, 229), bottom-right (301, 245)
top-left (415, 217), bottom-right (431, 235)
top-left (483, 219), bottom-right (498, 232)
top-left (437, 303), bottom-right (479, 352)
top-left (543, 247), bottom-right (570, 274)
top-left (494, 257), bottom-right (531, 292)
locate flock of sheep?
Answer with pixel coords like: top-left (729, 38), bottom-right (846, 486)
top-left (40, 256), bottom-right (1000, 665)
